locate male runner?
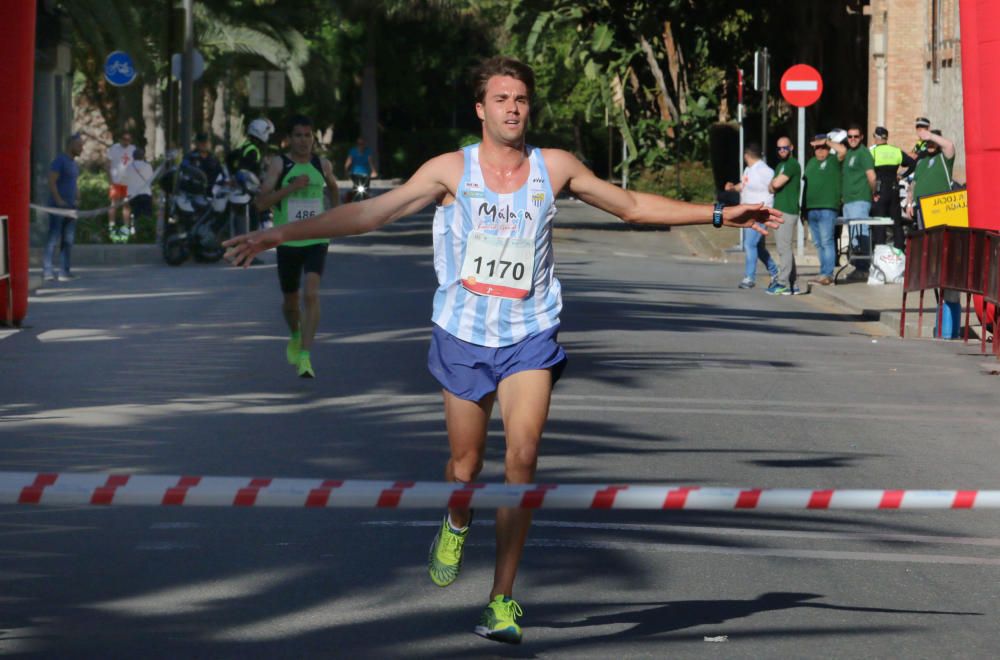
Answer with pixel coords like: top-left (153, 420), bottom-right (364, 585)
top-left (253, 115), bottom-right (340, 378)
top-left (226, 57), bottom-right (779, 643)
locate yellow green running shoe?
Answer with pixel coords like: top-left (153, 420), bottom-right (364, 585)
top-left (286, 336), bottom-right (301, 365)
top-left (297, 352), bottom-right (315, 378)
top-left (475, 595), bottom-right (523, 644)
top-left (427, 515), bottom-right (469, 587)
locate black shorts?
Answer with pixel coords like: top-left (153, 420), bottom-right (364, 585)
top-left (276, 243), bottom-right (328, 293)
top-left (129, 194), bottom-right (153, 218)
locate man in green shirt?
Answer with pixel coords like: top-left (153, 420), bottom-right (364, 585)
top-left (841, 124), bottom-right (876, 276)
top-left (905, 128), bottom-right (957, 228)
top-left (803, 135), bottom-right (844, 285)
top-left (767, 136), bottom-right (802, 294)
top-left (254, 115), bottom-right (341, 378)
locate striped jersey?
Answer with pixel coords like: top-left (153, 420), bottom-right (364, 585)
top-left (431, 144), bottom-right (561, 347)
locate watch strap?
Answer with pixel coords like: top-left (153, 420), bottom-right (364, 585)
top-left (712, 202), bottom-right (724, 228)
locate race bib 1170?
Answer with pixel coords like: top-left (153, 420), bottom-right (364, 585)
top-left (460, 231), bottom-right (534, 299)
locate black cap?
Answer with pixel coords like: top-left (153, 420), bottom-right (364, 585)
top-left (915, 116), bottom-right (931, 128)
top-left (874, 126), bottom-right (889, 139)
top-left (195, 132), bottom-right (209, 142)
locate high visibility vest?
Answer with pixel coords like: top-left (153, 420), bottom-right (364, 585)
top-left (869, 143), bottom-right (903, 168)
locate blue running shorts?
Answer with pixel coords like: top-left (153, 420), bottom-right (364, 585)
top-left (427, 324), bottom-right (567, 402)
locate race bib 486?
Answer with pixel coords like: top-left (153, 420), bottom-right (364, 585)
top-left (288, 197), bottom-right (322, 221)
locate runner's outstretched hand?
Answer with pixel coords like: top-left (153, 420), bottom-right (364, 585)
top-left (224, 227), bottom-right (282, 268)
top-left (723, 203), bottom-right (783, 234)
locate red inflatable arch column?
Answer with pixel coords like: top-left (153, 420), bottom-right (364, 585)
top-left (961, 0), bottom-right (1000, 234)
top-left (960, 0), bottom-right (1000, 323)
top-left (0, 0), bottom-right (36, 325)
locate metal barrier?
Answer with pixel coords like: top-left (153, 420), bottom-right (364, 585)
top-left (984, 232), bottom-right (1000, 357)
top-left (901, 226), bottom-right (994, 348)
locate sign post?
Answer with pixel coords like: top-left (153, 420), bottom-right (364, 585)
top-left (780, 64), bottom-right (823, 258)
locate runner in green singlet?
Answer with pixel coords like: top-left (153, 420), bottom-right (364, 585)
top-left (254, 115), bottom-right (340, 378)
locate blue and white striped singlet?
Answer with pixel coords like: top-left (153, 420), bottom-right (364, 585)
top-left (431, 144), bottom-right (562, 347)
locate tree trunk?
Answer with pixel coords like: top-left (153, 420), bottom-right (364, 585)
top-left (360, 12), bottom-right (379, 173)
top-left (639, 33), bottom-right (678, 136)
top-left (142, 81), bottom-right (165, 159)
top-left (661, 21), bottom-right (687, 115)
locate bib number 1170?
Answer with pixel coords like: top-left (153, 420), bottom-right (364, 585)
top-left (471, 257), bottom-right (525, 282)
top-left (460, 232), bottom-right (534, 299)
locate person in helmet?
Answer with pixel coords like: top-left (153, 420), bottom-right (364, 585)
top-left (228, 118), bottom-right (274, 177)
top-left (228, 118), bottom-right (274, 230)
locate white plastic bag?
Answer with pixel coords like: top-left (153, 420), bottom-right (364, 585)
top-left (868, 245), bottom-right (905, 285)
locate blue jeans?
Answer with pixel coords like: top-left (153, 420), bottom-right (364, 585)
top-left (843, 200), bottom-right (872, 271)
top-left (807, 209), bottom-right (837, 277)
top-left (742, 227), bottom-right (778, 280)
top-left (43, 214), bottom-right (77, 277)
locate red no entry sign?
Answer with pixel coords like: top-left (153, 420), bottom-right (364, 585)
top-left (780, 64), bottom-right (823, 107)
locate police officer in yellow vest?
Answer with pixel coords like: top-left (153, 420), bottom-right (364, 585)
top-left (869, 126), bottom-right (915, 250)
top-left (253, 115), bottom-right (340, 378)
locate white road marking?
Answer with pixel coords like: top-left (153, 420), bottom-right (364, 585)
top-left (514, 538), bottom-right (1000, 567)
top-left (364, 519), bottom-right (1000, 548)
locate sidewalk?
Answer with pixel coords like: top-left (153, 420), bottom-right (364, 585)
top-left (675, 222), bottom-right (960, 338)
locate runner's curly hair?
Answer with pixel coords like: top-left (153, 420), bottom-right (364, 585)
top-left (472, 56), bottom-right (535, 103)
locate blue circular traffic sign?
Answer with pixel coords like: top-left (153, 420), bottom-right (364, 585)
top-left (104, 51), bottom-right (136, 87)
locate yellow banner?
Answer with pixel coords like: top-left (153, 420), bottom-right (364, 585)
top-left (919, 188), bottom-right (969, 228)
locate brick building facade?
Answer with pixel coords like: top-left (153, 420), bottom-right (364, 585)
top-left (867, 0), bottom-right (964, 179)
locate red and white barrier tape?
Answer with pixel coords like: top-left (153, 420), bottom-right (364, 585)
top-left (2, 472), bottom-right (998, 510)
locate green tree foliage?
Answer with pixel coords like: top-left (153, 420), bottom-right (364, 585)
top-left (503, 0), bottom-right (772, 172)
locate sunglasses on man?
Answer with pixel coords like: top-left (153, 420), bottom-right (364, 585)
top-left (847, 134), bottom-right (862, 139)
top-left (777, 145), bottom-right (792, 151)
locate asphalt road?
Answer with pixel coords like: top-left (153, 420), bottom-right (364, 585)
top-left (1, 202), bottom-right (998, 658)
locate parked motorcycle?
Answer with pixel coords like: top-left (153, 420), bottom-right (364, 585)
top-left (159, 164), bottom-right (259, 266)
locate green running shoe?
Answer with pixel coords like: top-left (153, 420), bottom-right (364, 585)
top-left (286, 336), bottom-right (301, 365)
top-left (474, 595), bottom-right (523, 644)
top-left (297, 352), bottom-right (315, 378)
top-left (427, 515), bottom-right (469, 587)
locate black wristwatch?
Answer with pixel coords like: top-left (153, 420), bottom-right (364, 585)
top-left (712, 202), bottom-right (725, 228)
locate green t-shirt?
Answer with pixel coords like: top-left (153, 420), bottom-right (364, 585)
top-left (772, 157), bottom-right (801, 215)
top-left (913, 153), bottom-right (955, 200)
top-left (804, 156), bottom-right (841, 210)
top-left (841, 146), bottom-right (874, 203)
top-left (274, 156), bottom-right (330, 247)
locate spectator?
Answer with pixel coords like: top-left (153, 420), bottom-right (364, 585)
top-left (767, 136), bottom-right (801, 295)
top-left (869, 126), bottom-right (916, 250)
top-left (107, 130), bottom-right (135, 235)
top-left (908, 116), bottom-right (932, 163)
top-left (124, 146), bottom-right (155, 227)
top-left (841, 123), bottom-right (876, 278)
top-left (725, 143), bottom-right (777, 289)
top-left (804, 135), bottom-right (845, 286)
top-left (43, 134), bottom-right (83, 282)
top-left (183, 132), bottom-right (222, 187)
top-left (905, 128), bottom-right (956, 226)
